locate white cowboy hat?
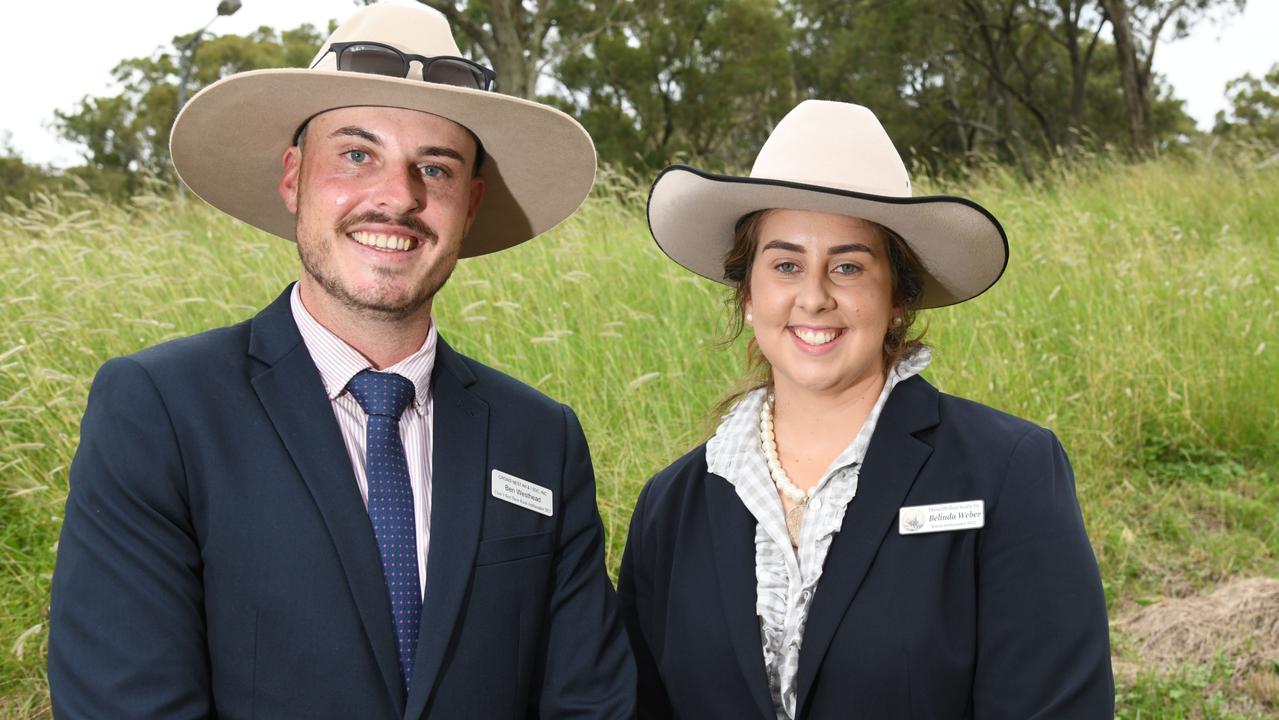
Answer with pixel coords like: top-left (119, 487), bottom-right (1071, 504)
top-left (646, 100), bottom-right (1008, 307)
top-left (170, 3), bottom-right (596, 257)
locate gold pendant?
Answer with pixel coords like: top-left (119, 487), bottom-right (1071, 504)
top-left (786, 504), bottom-right (805, 547)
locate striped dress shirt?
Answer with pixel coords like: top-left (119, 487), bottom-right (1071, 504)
top-left (290, 284), bottom-right (436, 598)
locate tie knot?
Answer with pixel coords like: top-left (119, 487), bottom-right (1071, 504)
top-left (347, 370), bottom-right (415, 418)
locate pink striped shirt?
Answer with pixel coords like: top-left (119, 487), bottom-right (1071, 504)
top-left (290, 284), bottom-right (435, 598)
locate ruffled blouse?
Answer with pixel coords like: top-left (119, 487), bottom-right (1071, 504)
top-left (704, 349), bottom-right (931, 719)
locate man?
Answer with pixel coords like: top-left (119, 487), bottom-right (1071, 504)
top-left (47, 5), bottom-right (635, 718)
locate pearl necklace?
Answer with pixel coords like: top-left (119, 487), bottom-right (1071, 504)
top-left (759, 393), bottom-right (813, 548)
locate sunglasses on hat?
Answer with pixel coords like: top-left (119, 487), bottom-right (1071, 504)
top-left (313, 41), bottom-right (496, 91)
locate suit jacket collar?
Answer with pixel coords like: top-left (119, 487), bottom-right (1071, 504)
top-left (248, 285), bottom-right (407, 713)
top-left (703, 375), bottom-right (941, 720)
top-left (795, 374), bottom-right (939, 715)
top-left (403, 339), bottom-right (488, 720)
top-left (248, 286), bottom-right (491, 719)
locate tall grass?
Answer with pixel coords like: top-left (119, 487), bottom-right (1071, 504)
top-left (1, 152), bottom-right (1276, 716)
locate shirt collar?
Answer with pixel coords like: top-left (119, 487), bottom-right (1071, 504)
top-left (289, 283), bottom-right (436, 412)
top-left (706, 347), bottom-right (932, 482)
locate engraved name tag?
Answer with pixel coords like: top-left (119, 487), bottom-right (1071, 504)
top-left (491, 469), bottom-right (554, 516)
top-left (899, 500), bottom-right (985, 535)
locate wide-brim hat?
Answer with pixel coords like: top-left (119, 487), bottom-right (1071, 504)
top-left (647, 100), bottom-right (1008, 308)
top-left (170, 3), bottom-right (595, 257)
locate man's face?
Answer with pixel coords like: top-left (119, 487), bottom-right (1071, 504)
top-left (278, 106), bottom-right (485, 324)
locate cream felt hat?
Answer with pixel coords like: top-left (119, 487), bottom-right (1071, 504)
top-left (170, 3), bottom-right (596, 257)
top-left (647, 100), bottom-right (1008, 307)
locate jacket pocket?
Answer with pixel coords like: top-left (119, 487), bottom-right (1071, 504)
top-left (474, 530), bottom-right (554, 566)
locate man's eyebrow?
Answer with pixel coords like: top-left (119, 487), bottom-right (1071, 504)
top-left (329, 126), bottom-right (382, 145)
top-left (416, 146), bottom-right (467, 164)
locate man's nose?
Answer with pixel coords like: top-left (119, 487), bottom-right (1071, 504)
top-left (373, 165), bottom-right (424, 215)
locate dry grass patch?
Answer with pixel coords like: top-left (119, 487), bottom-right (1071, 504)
top-left (1115, 576), bottom-right (1279, 713)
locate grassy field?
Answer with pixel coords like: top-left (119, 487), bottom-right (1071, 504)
top-left (2, 152), bottom-right (1277, 717)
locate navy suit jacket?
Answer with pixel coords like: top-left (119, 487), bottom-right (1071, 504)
top-left (619, 375), bottom-right (1113, 719)
top-left (49, 285), bottom-right (635, 719)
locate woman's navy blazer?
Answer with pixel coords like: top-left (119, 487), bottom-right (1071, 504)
top-left (619, 375), bottom-right (1113, 719)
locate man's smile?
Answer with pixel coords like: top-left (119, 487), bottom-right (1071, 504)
top-left (349, 230), bottom-right (421, 252)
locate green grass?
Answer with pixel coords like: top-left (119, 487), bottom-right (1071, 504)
top-left (2, 153), bottom-right (1277, 716)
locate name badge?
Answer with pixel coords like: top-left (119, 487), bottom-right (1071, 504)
top-left (899, 500), bottom-right (984, 535)
top-left (491, 469), bottom-right (554, 516)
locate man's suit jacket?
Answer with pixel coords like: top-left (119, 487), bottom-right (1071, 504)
top-left (619, 375), bottom-right (1113, 719)
top-left (49, 285), bottom-right (635, 719)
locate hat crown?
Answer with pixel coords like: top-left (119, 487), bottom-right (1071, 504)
top-left (749, 100), bottom-right (912, 198)
top-left (308, 3), bottom-right (463, 70)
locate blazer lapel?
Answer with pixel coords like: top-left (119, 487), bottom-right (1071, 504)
top-left (705, 474), bottom-right (778, 720)
top-left (403, 338), bottom-right (489, 720)
top-left (794, 376), bottom-right (940, 715)
top-left (247, 286), bottom-right (404, 714)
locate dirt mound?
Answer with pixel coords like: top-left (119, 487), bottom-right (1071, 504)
top-left (1115, 576), bottom-right (1279, 674)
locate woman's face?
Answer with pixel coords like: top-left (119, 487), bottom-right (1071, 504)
top-left (745, 209), bottom-right (897, 399)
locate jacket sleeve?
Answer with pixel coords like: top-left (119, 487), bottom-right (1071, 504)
top-left (618, 479), bottom-right (675, 720)
top-left (534, 404), bottom-right (637, 718)
top-left (48, 357), bottom-right (211, 719)
top-left (972, 426), bottom-right (1114, 719)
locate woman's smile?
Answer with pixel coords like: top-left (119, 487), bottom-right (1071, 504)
top-left (788, 326), bottom-right (845, 353)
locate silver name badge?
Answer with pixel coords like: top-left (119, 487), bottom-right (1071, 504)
top-left (899, 500), bottom-right (985, 535)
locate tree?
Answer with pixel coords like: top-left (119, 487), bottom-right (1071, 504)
top-left (53, 24), bottom-right (325, 189)
top-left (556, 0), bottom-right (796, 171)
top-left (390, 0), bottom-right (620, 100)
top-left (1099, 0), bottom-right (1244, 154)
top-left (1213, 63), bottom-right (1279, 146)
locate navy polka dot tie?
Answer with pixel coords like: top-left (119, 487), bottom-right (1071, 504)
top-left (347, 370), bottom-right (420, 692)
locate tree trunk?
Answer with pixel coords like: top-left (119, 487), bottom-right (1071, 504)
top-left (1101, 0), bottom-right (1153, 154)
top-left (415, 0), bottom-right (542, 100)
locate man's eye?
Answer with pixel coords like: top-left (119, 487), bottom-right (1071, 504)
top-left (421, 165), bottom-right (448, 178)
top-left (344, 150), bottom-right (368, 163)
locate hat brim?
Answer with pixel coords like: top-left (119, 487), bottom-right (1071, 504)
top-left (171, 69), bottom-right (596, 257)
top-left (647, 165), bottom-right (1009, 308)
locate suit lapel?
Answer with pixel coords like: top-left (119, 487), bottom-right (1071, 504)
top-left (705, 474), bottom-right (778, 720)
top-left (794, 376), bottom-right (940, 715)
top-left (247, 286), bottom-right (404, 714)
top-left (403, 338), bottom-right (488, 720)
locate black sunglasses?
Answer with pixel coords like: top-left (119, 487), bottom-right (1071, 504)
top-left (313, 41), bottom-right (496, 91)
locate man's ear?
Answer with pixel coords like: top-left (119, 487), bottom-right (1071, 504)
top-left (279, 146), bottom-right (302, 214)
top-left (463, 175), bottom-right (486, 236)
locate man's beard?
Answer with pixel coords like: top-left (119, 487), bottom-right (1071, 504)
top-left (296, 205), bottom-right (451, 323)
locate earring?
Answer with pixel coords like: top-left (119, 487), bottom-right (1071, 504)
top-left (892, 316), bottom-right (903, 327)
top-left (745, 312), bottom-right (753, 323)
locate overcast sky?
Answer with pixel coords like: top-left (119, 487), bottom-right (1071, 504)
top-left (3, 0), bottom-right (1276, 168)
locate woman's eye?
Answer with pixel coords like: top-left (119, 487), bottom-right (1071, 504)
top-left (344, 149), bottom-right (368, 163)
top-left (776, 261), bottom-right (799, 273)
top-left (834, 263), bottom-right (861, 275)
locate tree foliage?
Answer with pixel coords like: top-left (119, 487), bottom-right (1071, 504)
top-left (39, 0), bottom-right (1251, 196)
top-left (557, 0), bottom-right (796, 171)
top-left (1213, 63), bottom-right (1279, 146)
top-left (52, 24), bottom-right (325, 191)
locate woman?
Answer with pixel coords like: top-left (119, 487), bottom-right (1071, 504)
top-left (619, 101), bottom-right (1113, 719)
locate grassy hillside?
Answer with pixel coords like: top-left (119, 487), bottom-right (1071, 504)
top-left (1, 153), bottom-right (1276, 716)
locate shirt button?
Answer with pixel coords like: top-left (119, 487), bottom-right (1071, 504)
top-left (810, 499), bottom-right (822, 511)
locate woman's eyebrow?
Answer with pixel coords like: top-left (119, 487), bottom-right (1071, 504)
top-left (828, 243), bottom-right (873, 256)
top-left (760, 240), bottom-right (804, 253)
